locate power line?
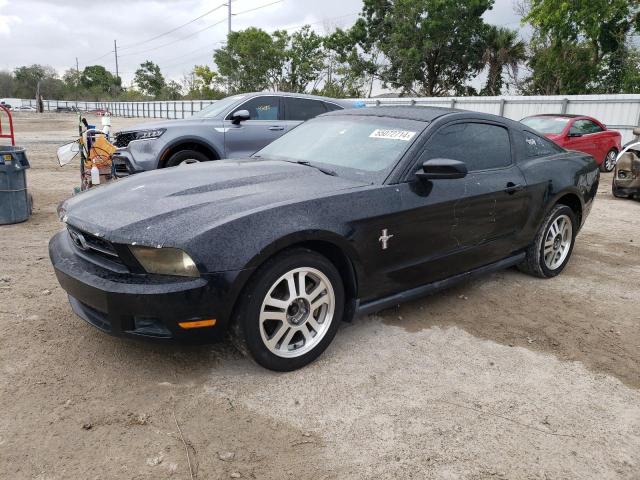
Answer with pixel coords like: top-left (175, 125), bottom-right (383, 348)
top-left (118, 18), bottom-right (229, 59)
top-left (119, 0), bottom-right (286, 64)
top-left (118, 2), bottom-right (228, 50)
top-left (232, 0), bottom-right (283, 17)
top-left (157, 9), bottom-right (360, 72)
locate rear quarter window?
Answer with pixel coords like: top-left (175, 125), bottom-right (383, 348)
top-left (522, 131), bottom-right (564, 158)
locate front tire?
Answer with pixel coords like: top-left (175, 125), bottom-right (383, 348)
top-left (231, 248), bottom-right (345, 371)
top-left (600, 149), bottom-right (617, 172)
top-left (164, 149), bottom-right (210, 167)
top-left (518, 205), bottom-right (577, 278)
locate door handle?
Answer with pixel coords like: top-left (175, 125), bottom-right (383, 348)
top-left (504, 182), bottom-right (524, 194)
top-left (268, 126), bottom-right (285, 131)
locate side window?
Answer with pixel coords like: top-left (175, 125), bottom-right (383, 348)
top-left (324, 102), bottom-right (343, 112)
top-left (523, 131), bottom-right (562, 157)
top-left (285, 97), bottom-right (328, 121)
top-left (228, 96), bottom-right (280, 121)
top-left (421, 122), bottom-right (512, 171)
top-left (570, 119), bottom-right (603, 135)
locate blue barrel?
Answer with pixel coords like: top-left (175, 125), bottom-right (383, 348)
top-left (0, 146), bottom-right (32, 225)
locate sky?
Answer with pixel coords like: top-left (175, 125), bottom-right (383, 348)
top-left (0, 0), bottom-right (526, 92)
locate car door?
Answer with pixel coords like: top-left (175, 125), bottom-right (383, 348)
top-left (393, 121), bottom-right (529, 285)
top-left (282, 97), bottom-right (329, 131)
top-left (222, 96), bottom-right (287, 158)
top-left (564, 119), bottom-right (603, 160)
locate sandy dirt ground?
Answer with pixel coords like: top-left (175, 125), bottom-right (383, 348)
top-left (1, 112), bottom-right (639, 480)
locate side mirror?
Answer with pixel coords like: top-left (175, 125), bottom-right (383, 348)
top-left (633, 127), bottom-right (640, 136)
top-left (231, 109), bottom-right (250, 125)
top-left (416, 158), bottom-right (467, 180)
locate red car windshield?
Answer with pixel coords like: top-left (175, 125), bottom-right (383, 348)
top-left (521, 117), bottom-right (570, 135)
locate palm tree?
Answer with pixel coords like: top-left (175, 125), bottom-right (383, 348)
top-left (481, 27), bottom-right (526, 96)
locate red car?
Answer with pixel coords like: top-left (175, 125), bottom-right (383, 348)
top-left (521, 114), bottom-right (622, 172)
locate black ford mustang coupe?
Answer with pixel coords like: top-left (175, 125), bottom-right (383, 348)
top-left (50, 107), bottom-right (599, 371)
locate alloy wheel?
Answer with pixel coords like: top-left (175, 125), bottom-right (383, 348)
top-left (543, 214), bottom-right (573, 270)
top-left (604, 151), bottom-right (617, 172)
top-left (259, 267), bottom-right (335, 358)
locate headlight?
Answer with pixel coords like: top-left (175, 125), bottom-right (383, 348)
top-left (129, 246), bottom-right (199, 277)
top-left (135, 128), bottom-right (166, 140)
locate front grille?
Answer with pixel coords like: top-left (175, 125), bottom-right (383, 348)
top-left (113, 132), bottom-right (137, 148)
top-left (67, 225), bottom-right (123, 265)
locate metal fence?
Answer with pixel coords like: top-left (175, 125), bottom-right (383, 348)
top-left (19, 99), bottom-right (217, 120)
top-left (18, 94), bottom-right (640, 142)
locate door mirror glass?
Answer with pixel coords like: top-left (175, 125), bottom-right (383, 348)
top-left (417, 158), bottom-right (468, 180)
top-left (231, 109), bottom-right (251, 124)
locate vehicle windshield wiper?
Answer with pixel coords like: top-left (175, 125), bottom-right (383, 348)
top-left (290, 160), bottom-right (337, 176)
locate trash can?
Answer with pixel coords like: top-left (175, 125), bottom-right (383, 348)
top-left (0, 146), bottom-right (32, 225)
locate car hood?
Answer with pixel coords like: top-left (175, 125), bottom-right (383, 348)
top-left (60, 159), bottom-right (369, 246)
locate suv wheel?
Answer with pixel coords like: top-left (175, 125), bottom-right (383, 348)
top-left (165, 150), bottom-right (210, 167)
top-left (231, 248), bottom-right (344, 371)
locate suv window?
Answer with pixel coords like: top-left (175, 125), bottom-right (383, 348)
top-left (570, 119), bottom-right (603, 135)
top-left (285, 97), bottom-right (327, 121)
top-left (522, 131), bottom-right (563, 157)
top-left (228, 96), bottom-right (280, 121)
top-left (324, 102), bottom-right (344, 112)
top-left (421, 122), bottom-right (512, 171)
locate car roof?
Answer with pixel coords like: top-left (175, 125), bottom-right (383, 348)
top-left (242, 91), bottom-right (353, 106)
top-left (322, 105), bottom-right (459, 122)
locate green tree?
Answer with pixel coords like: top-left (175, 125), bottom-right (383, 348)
top-left (272, 26), bottom-right (325, 93)
top-left (0, 71), bottom-right (14, 97)
top-left (163, 80), bottom-right (183, 100)
top-left (521, 36), bottom-right (600, 95)
top-left (214, 27), bottom-right (283, 93)
top-left (481, 26), bottom-right (526, 95)
top-left (321, 22), bottom-right (381, 98)
top-left (358, 0), bottom-right (493, 96)
top-left (619, 47), bottom-right (640, 93)
top-left (524, 0), bottom-right (640, 93)
top-left (134, 61), bottom-right (166, 97)
top-left (80, 65), bottom-right (121, 94)
top-left (13, 64), bottom-right (64, 98)
top-left (187, 65), bottom-right (226, 99)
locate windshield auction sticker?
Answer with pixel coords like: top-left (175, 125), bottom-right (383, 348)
top-left (369, 129), bottom-right (417, 141)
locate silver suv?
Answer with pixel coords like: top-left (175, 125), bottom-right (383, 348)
top-left (112, 92), bottom-right (357, 174)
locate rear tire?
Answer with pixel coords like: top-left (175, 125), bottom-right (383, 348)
top-left (518, 205), bottom-right (577, 278)
top-left (164, 149), bottom-right (210, 167)
top-left (600, 149), bottom-right (617, 172)
top-left (230, 248), bottom-right (345, 371)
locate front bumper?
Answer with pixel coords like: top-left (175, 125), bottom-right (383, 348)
top-left (49, 230), bottom-right (247, 343)
top-left (112, 138), bottom-right (164, 174)
top-left (613, 184), bottom-right (639, 197)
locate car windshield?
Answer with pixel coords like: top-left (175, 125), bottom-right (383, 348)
top-left (254, 116), bottom-right (426, 181)
top-left (192, 95), bottom-right (246, 119)
top-left (521, 116), bottom-right (570, 134)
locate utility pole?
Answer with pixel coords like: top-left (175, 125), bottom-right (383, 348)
top-left (227, 1), bottom-right (232, 94)
top-left (114, 39), bottom-right (120, 96)
top-left (114, 39), bottom-right (120, 81)
top-left (75, 57), bottom-right (80, 107)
